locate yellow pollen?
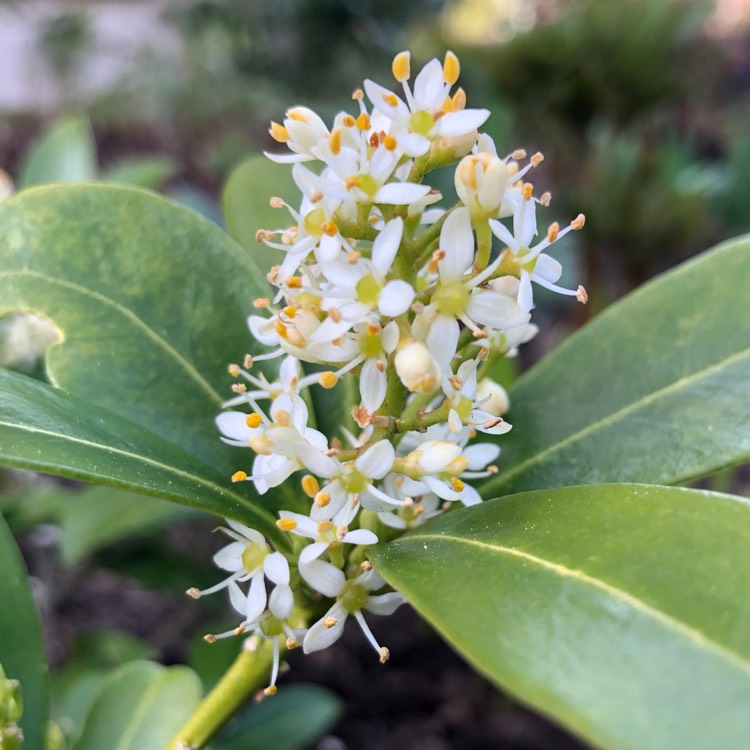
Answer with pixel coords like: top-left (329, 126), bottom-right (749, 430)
top-left (530, 152), bottom-right (544, 167)
top-left (228, 363), bottom-right (241, 377)
top-left (443, 50), bottom-right (460, 85)
top-left (276, 518), bottom-right (298, 532)
top-left (317, 520), bottom-right (334, 534)
top-left (235, 626), bottom-right (246, 635)
top-left (328, 307), bottom-right (343, 323)
top-left (264, 685), bottom-right (277, 696)
top-left (231, 471), bottom-right (247, 483)
top-left (319, 371), bottom-right (339, 389)
top-left (452, 88), bottom-right (466, 110)
top-left (231, 383), bottom-right (247, 394)
top-left (323, 616), bottom-right (338, 629)
top-left (321, 221), bottom-right (338, 237)
top-left (286, 108), bottom-right (308, 122)
top-left (285, 276), bottom-right (302, 288)
top-left (342, 114), bottom-right (356, 127)
top-left (451, 478), bottom-right (465, 492)
top-left (346, 176), bottom-right (361, 190)
top-left (273, 319), bottom-right (288, 338)
top-left (577, 285), bottom-right (589, 304)
top-left (286, 637), bottom-right (300, 650)
top-left (392, 50), bottom-right (411, 82)
top-left (246, 413), bottom-right (263, 429)
top-left (356, 112), bottom-right (371, 131)
top-left (329, 128), bottom-right (342, 155)
top-left (383, 134), bottom-right (398, 150)
top-left (301, 475), bottom-right (320, 497)
top-left (315, 491), bottom-right (331, 507)
top-left (383, 93), bottom-right (399, 107)
top-left (269, 122), bottom-right (290, 143)
top-left (522, 183), bottom-right (533, 200)
top-left (273, 408), bottom-right (292, 426)
top-left (352, 89), bottom-right (364, 100)
top-left (547, 222), bottom-right (560, 243)
top-left (487, 464), bottom-right (499, 473)
top-left (571, 213), bottom-right (586, 230)
top-left (283, 305), bottom-right (297, 318)
top-left (511, 149), bottom-right (527, 160)
top-left (442, 94), bottom-right (454, 113)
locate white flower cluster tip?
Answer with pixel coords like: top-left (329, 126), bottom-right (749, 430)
top-left (189, 50), bottom-right (586, 695)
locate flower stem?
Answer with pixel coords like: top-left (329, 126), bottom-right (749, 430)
top-left (163, 638), bottom-right (276, 750)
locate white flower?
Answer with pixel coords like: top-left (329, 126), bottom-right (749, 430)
top-left (302, 565), bottom-right (405, 660)
top-left (265, 106), bottom-right (330, 164)
top-left (376, 474), bottom-right (443, 530)
top-left (296, 439), bottom-right (397, 523)
top-left (454, 151), bottom-right (509, 219)
top-left (489, 196), bottom-right (587, 312)
top-left (394, 340), bottom-right (441, 394)
top-left (364, 52), bottom-right (489, 157)
top-left (476, 377), bottom-right (510, 416)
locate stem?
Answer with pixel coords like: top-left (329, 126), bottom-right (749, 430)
top-left (164, 638), bottom-right (276, 750)
top-left (474, 218), bottom-right (492, 271)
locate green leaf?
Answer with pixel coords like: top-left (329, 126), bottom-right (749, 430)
top-left (217, 685), bottom-right (342, 750)
top-left (483, 236), bottom-right (750, 497)
top-left (0, 513), bottom-right (48, 750)
top-left (0, 369), bottom-right (285, 545)
top-left (372, 484), bottom-right (750, 750)
top-left (103, 156), bottom-right (178, 190)
top-left (72, 661), bottom-right (202, 750)
top-left (19, 117), bottom-right (97, 188)
top-left (222, 155), bottom-right (297, 273)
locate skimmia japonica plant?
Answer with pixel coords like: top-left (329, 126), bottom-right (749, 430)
top-left (0, 49), bottom-right (749, 750)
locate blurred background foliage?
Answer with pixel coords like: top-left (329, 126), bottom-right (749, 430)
top-left (2, 0), bottom-right (750, 747)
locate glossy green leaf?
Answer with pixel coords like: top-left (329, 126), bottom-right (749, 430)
top-left (222, 155), bottom-right (297, 272)
top-left (103, 156), bottom-right (178, 190)
top-left (72, 661), bottom-right (202, 750)
top-left (0, 369), bottom-right (285, 545)
top-left (19, 117), bottom-right (97, 188)
top-left (372, 484), bottom-right (750, 750)
top-left (217, 685), bottom-right (342, 750)
top-left (0, 513), bottom-right (48, 750)
top-left (483, 236), bottom-right (750, 497)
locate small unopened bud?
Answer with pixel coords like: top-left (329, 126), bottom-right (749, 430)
top-left (395, 341), bottom-right (441, 394)
top-left (476, 378), bottom-right (510, 416)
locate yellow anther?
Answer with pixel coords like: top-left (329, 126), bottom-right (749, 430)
top-left (321, 221), bottom-right (338, 237)
top-left (270, 196), bottom-right (285, 208)
top-left (346, 175), bottom-right (361, 190)
top-left (273, 319), bottom-right (288, 338)
top-left (576, 285), bottom-right (589, 304)
top-left (369, 132), bottom-right (380, 149)
top-left (540, 191), bottom-right (552, 207)
top-left (315, 491), bottom-right (331, 508)
top-left (487, 464), bottom-right (499, 473)
top-left (228, 363), bottom-right (241, 377)
top-left (347, 250), bottom-right (361, 263)
top-left (235, 626), bottom-right (246, 636)
top-left (319, 371), bottom-right (339, 389)
top-left (317, 520), bottom-right (334, 534)
top-left (301, 475), bottom-right (320, 497)
top-left (329, 128), bottom-right (342, 155)
top-left (443, 50), bottom-right (460, 85)
top-left (231, 470), bottom-right (248, 483)
top-left (571, 213), bottom-right (586, 230)
top-left (264, 685), bottom-right (278, 696)
top-left (451, 478), bottom-right (465, 492)
top-left (352, 88), bottom-right (364, 100)
top-left (392, 51), bottom-right (411, 82)
top-left (383, 92), bottom-right (399, 107)
top-left (530, 152), bottom-right (544, 167)
top-left (328, 308), bottom-right (343, 324)
top-left (282, 305), bottom-right (297, 318)
top-left (383, 134), bottom-right (398, 150)
top-left (323, 616), bottom-right (338, 628)
top-left (458, 156), bottom-right (478, 190)
top-left (231, 383), bottom-right (247, 394)
top-left (186, 587), bottom-right (201, 599)
top-left (203, 634), bottom-right (217, 644)
top-left (511, 149), bottom-right (527, 160)
top-left (356, 112), bottom-right (371, 131)
top-left (547, 222), bottom-right (560, 243)
top-left (442, 94), bottom-right (454, 113)
top-left (379, 647), bottom-right (391, 664)
top-left (253, 297), bottom-right (270, 308)
top-left (522, 182), bottom-right (533, 201)
top-left (246, 413), bottom-right (263, 429)
top-left (452, 87), bottom-right (466, 110)
top-left (273, 408), bottom-right (292, 427)
top-left (285, 276), bottom-right (302, 288)
top-left (286, 107), bottom-right (308, 122)
top-left (286, 637), bottom-right (299, 650)
top-left (276, 518), bottom-right (298, 532)
top-left (342, 114), bottom-right (356, 128)
top-left (269, 122), bottom-right (290, 143)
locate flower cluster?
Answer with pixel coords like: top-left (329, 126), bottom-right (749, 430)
top-left (188, 50), bottom-right (586, 695)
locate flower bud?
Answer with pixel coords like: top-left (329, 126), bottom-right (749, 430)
top-left (394, 341), bottom-right (441, 393)
top-left (408, 440), bottom-right (463, 475)
top-left (455, 153), bottom-right (509, 218)
top-left (476, 378), bottom-right (510, 416)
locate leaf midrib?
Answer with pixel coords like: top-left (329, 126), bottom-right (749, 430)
top-left (406, 533), bottom-right (750, 677)
top-left (0, 269), bottom-right (223, 404)
top-left (110, 670), bottom-right (163, 750)
top-left (488, 345), bottom-right (750, 492)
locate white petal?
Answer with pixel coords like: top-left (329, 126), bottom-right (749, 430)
top-left (422, 475), bottom-right (461, 501)
top-left (303, 603), bottom-right (347, 653)
top-left (310, 481), bottom-right (349, 522)
top-left (263, 150), bottom-right (313, 164)
top-left (263, 551), bottom-right (290, 585)
top-left (245, 572), bottom-right (268, 622)
top-left (459, 483), bottom-right (482, 506)
top-left (212, 542), bottom-right (244, 572)
top-left (278, 510), bottom-right (317, 538)
top-left (355, 440), bottom-right (395, 479)
top-left (518, 270), bottom-right (534, 312)
top-left (364, 591), bottom-right (406, 616)
top-left (216, 412), bottom-right (255, 443)
top-left (381, 320), bottom-right (400, 352)
top-left (296, 441), bottom-right (340, 478)
top-left (533, 253), bottom-right (563, 283)
top-left (373, 182), bottom-right (432, 205)
top-left (342, 529), bottom-right (379, 546)
top-left (316, 232), bottom-right (341, 263)
top-left (228, 581), bottom-right (248, 617)
top-left (412, 59), bottom-right (444, 110)
top-left (439, 207), bottom-right (474, 280)
top-left (226, 519), bottom-right (265, 544)
top-left (488, 219), bottom-right (517, 249)
top-left (299, 541), bottom-right (329, 564)
top-left (437, 108), bottom-right (489, 137)
top-left (378, 280), bottom-right (415, 317)
top-left (473, 412), bottom-right (513, 435)
top-left (358, 567), bottom-right (387, 591)
top-left (360, 358), bottom-right (387, 413)
top-left (364, 79), bottom-right (409, 120)
top-left (426, 315), bottom-right (460, 371)
top-left (466, 291), bottom-right (530, 330)
top-left (269, 583), bottom-right (294, 619)
top-left (300, 559), bottom-right (346, 597)
top-left (462, 443), bottom-right (501, 470)
top-left (248, 315), bottom-right (279, 346)
top-left (398, 133), bottom-right (431, 157)
top-left (515, 199), bottom-right (537, 248)
top-left (378, 511), bottom-right (407, 529)
top-left (371, 217), bottom-right (404, 277)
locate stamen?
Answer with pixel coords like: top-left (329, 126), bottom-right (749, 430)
top-left (571, 213), bottom-right (586, 230)
top-left (383, 134), bottom-right (398, 150)
top-left (246, 413), bottom-right (263, 428)
top-left (269, 196), bottom-right (285, 208)
top-left (228, 363), bottom-right (241, 377)
top-left (356, 112), bottom-right (371, 131)
top-left (319, 372), bottom-right (339, 389)
top-left (323, 616), bottom-right (338, 628)
top-left (342, 114), bottom-right (356, 128)
top-left (269, 122), bottom-right (290, 143)
top-left (392, 51), bottom-right (411, 82)
top-left (276, 518), bottom-right (298, 532)
top-left (530, 152), bottom-right (544, 167)
top-left (301, 475), bottom-right (320, 497)
top-left (443, 51), bottom-right (460, 85)
top-left (315, 491), bottom-right (331, 508)
top-left (329, 128), bottom-right (342, 155)
top-left (510, 149), bottom-right (527, 160)
top-left (186, 587), bottom-right (201, 599)
top-left (576, 285), bottom-right (589, 304)
top-left (231, 471), bottom-right (248, 482)
top-left (547, 222), bottom-right (560, 243)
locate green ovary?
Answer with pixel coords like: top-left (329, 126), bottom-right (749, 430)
top-left (303, 207), bottom-right (327, 238)
top-left (241, 542), bottom-right (268, 573)
top-left (341, 467), bottom-right (368, 494)
top-left (360, 331), bottom-right (383, 358)
top-left (259, 612), bottom-right (284, 637)
top-left (355, 273), bottom-right (381, 307)
top-left (455, 395), bottom-right (473, 420)
top-left (340, 581), bottom-right (369, 613)
top-left (410, 110), bottom-right (435, 136)
top-left (434, 281), bottom-right (470, 316)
